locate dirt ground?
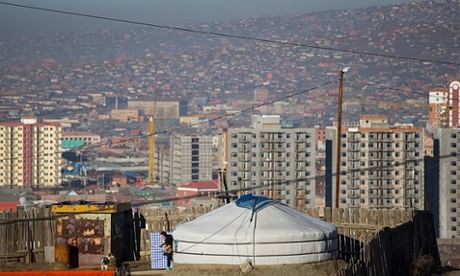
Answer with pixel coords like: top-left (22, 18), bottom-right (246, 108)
top-left (140, 260), bottom-right (347, 276)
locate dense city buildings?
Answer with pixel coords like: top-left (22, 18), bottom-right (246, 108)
top-left (227, 115), bottom-right (316, 208)
top-left (170, 135), bottom-right (213, 184)
top-left (0, 117), bottom-right (62, 187)
top-left (327, 115), bottom-right (424, 209)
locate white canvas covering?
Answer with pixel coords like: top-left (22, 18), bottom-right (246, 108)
top-left (173, 195), bottom-right (337, 265)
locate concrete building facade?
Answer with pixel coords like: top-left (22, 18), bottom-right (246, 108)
top-left (170, 135), bottom-right (213, 184)
top-left (428, 88), bottom-right (448, 130)
top-left (0, 117), bottom-right (62, 187)
top-left (434, 128), bottom-right (460, 239)
top-left (327, 115), bottom-right (424, 209)
top-left (128, 100), bottom-right (180, 119)
top-left (227, 115), bottom-right (316, 208)
top-left (61, 131), bottom-right (101, 145)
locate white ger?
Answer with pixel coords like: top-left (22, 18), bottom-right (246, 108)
top-left (173, 194), bottom-right (337, 265)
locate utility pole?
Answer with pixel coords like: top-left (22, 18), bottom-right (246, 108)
top-left (335, 67), bottom-right (350, 208)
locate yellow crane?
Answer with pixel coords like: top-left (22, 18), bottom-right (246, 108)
top-left (147, 116), bottom-right (158, 185)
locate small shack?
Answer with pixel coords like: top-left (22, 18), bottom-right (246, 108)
top-left (51, 202), bottom-right (135, 267)
top-left (173, 194), bottom-right (337, 265)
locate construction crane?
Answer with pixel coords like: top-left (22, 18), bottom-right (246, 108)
top-left (147, 116), bottom-right (158, 185)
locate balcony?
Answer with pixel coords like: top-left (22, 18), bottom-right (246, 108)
top-left (237, 146), bottom-right (251, 152)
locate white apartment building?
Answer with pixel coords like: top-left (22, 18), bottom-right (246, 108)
top-left (170, 135), bottom-right (213, 184)
top-left (227, 115), bottom-right (316, 208)
top-left (328, 115), bottom-right (424, 209)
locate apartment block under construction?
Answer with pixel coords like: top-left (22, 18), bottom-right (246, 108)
top-left (0, 117), bottom-right (62, 187)
top-left (327, 115), bottom-right (424, 209)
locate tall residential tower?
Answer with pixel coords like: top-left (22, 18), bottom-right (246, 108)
top-left (327, 115), bottom-right (424, 209)
top-left (0, 117), bottom-right (62, 187)
top-left (227, 115), bottom-right (316, 208)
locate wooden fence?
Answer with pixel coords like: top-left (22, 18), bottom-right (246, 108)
top-left (139, 206), bottom-right (415, 259)
top-left (0, 207), bottom-right (55, 265)
top-left (0, 205), bottom-right (418, 267)
top-left (339, 211), bottom-right (440, 276)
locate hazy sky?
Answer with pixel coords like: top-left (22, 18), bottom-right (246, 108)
top-left (0, 0), bottom-right (422, 39)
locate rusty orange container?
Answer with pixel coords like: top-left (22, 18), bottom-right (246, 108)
top-left (54, 243), bottom-right (70, 265)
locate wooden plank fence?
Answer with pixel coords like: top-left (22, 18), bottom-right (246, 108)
top-left (0, 205), bottom-right (420, 269)
top-left (0, 207), bottom-right (55, 266)
top-left (339, 211), bottom-right (440, 276)
top-left (139, 206), bottom-right (415, 260)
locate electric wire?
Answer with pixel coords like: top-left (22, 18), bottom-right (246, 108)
top-left (0, 150), bottom-right (451, 224)
top-left (0, 81), bottom-right (335, 163)
top-left (0, 1), bottom-right (459, 67)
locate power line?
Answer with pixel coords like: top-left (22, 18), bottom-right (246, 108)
top-left (81, 81), bottom-right (335, 151)
top-left (0, 151), bottom-right (451, 223)
top-left (0, 1), bottom-right (459, 67)
top-left (0, 81), bottom-right (440, 163)
top-left (0, 81), bottom-right (334, 163)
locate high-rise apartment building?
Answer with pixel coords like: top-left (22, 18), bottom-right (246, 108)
top-left (433, 128), bottom-right (460, 238)
top-left (227, 115), bottom-right (316, 208)
top-left (0, 117), bottom-right (62, 187)
top-left (326, 115), bottom-right (424, 209)
top-left (170, 135), bottom-right (213, 184)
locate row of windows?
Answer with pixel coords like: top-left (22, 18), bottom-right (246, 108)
top-left (231, 161), bottom-right (311, 167)
top-left (345, 142), bottom-right (420, 148)
top-left (230, 171), bottom-right (311, 177)
top-left (343, 133), bottom-right (420, 139)
top-left (231, 152), bottom-right (311, 158)
top-left (231, 133), bottom-right (312, 139)
top-left (342, 151), bottom-right (421, 158)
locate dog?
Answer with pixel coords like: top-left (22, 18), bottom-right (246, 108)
top-left (101, 255), bottom-right (110, 270)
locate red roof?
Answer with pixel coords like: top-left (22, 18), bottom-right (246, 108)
top-left (0, 201), bottom-right (18, 211)
top-left (178, 180), bottom-right (219, 190)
